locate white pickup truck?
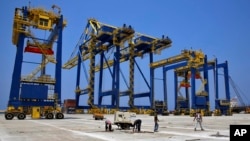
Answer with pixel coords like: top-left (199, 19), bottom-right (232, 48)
top-left (113, 111), bottom-right (136, 129)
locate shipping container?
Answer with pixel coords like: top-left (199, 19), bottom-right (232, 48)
top-left (63, 99), bottom-right (76, 107)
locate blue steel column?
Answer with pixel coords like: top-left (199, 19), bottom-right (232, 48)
top-left (75, 47), bottom-right (82, 107)
top-left (9, 6), bottom-right (28, 108)
top-left (223, 61), bottom-right (230, 101)
top-left (9, 33), bottom-right (25, 108)
top-left (55, 15), bottom-right (63, 105)
top-left (111, 58), bottom-right (116, 106)
top-left (214, 58), bottom-right (219, 109)
top-left (149, 52), bottom-right (154, 109)
top-left (174, 71), bottom-right (178, 109)
top-left (191, 67), bottom-right (196, 109)
top-left (163, 68), bottom-right (167, 110)
top-left (98, 51), bottom-right (104, 106)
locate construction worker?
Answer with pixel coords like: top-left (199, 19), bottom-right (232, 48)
top-left (105, 119), bottom-right (112, 131)
top-left (133, 119), bottom-right (142, 132)
top-left (193, 111), bottom-right (204, 131)
top-left (154, 113), bottom-right (159, 132)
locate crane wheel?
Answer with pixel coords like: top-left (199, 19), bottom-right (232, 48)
top-left (17, 113), bottom-right (26, 120)
top-left (55, 113), bottom-right (64, 119)
top-left (5, 113), bottom-right (14, 120)
top-left (46, 113), bottom-right (54, 119)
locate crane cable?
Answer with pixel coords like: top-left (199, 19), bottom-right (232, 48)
top-left (228, 75), bottom-right (248, 106)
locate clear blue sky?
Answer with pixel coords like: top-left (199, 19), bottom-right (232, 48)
top-left (1, 0), bottom-right (250, 110)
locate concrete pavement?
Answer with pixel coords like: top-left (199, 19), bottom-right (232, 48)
top-left (1, 113), bottom-right (249, 141)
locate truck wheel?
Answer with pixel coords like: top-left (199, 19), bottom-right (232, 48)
top-left (46, 113), bottom-right (54, 119)
top-left (17, 113), bottom-right (26, 120)
top-left (56, 113), bottom-right (64, 119)
top-left (5, 113), bottom-right (14, 120)
top-left (121, 124), bottom-right (130, 130)
top-left (121, 124), bottom-right (126, 129)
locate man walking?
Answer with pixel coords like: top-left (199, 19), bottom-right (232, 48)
top-left (154, 114), bottom-right (159, 132)
top-left (193, 111), bottom-right (204, 131)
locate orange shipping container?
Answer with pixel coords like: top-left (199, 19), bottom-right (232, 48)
top-left (64, 99), bottom-right (76, 107)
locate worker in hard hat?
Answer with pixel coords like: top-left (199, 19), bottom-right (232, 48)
top-left (193, 111), bottom-right (204, 131)
top-left (133, 119), bottom-right (142, 132)
top-left (105, 119), bottom-right (112, 131)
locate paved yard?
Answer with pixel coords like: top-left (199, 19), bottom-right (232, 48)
top-left (0, 113), bottom-right (249, 141)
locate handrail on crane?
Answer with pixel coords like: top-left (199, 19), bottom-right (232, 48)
top-left (52, 4), bottom-right (61, 14)
top-left (21, 60), bottom-right (49, 81)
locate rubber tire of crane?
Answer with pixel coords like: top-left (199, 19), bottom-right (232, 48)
top-left (46, 113), bottom-right (54, 119)
top-left (55, 113), bottom-right (64, 119)
top-left (5, 113), bottom-right (14, 120)
top-left (17, 113), bottom-right (26, 120)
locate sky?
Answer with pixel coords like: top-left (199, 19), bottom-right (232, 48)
top-left (1, 0), bottom-right (250, 110)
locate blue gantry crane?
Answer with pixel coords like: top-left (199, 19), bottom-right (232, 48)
top-left (173, 55), bottom-right (210, 116)
top-left (150, 50), bottom-right (231, 116)
top-left (5, 5), bottom-right (66, 120)
top-left (63, 19), bottom-right (136, 110)
top-left (63, 19), bottom-right (172, 112)
top-left (207, 59), bottom-right (231, 115)
top-left (173, 58), bottom-right (231, 116)
top-left (62, 18), bottom-right (230, 116)
top-left (150, 49), bottom-right (209, 115)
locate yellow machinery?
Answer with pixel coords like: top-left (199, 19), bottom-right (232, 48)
top-left (88, 108), bottom-right (107, 120)
top-left (75, 109), bottom-right (84, 114)
top-left (5, 106), bottom-right (26, 120)
top-left (31, 107), bottom-right (41, 119)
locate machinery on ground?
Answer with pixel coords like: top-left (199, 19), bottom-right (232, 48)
top-left (154, 100), bottom-right (169, 115)
top-left (5, 5), bottom-right (66, 120)
top-left (90, 108), bottom-right (105, 120)
top-left (93, 113), bottom-right (104, 120)
top-left (113, 111), bottom-right (136, 129)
